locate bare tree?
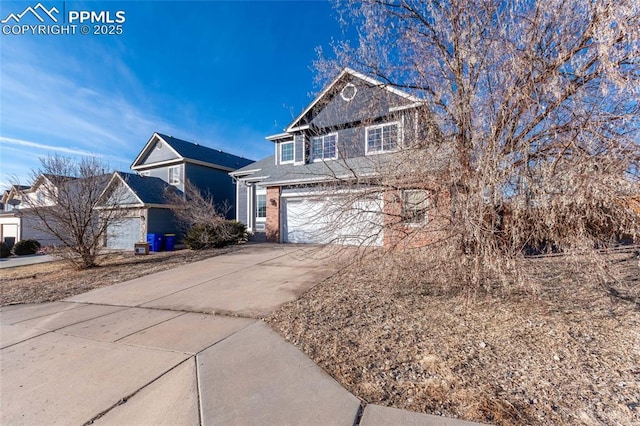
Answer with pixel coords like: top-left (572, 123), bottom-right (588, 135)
top-left (314, 0), bottom-right (640, 287)
top-left (17, 155), bottom-right (127, 269)
top-left (165, 179), bottom-right (241, 248)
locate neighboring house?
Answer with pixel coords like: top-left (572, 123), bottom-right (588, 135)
top-left (97, 172), bottom-right (182, 250)
top-left (0, 176), bottom-right (77, 247)
top-left (0, 185), bottom-right (30, 247)
top-left (100, 132), bottom-right (253, 250)
top-left (231, 68), bottom-right (448, 246)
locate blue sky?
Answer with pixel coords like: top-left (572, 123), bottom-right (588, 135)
top-left (0, 0), bottom-right (352, 189)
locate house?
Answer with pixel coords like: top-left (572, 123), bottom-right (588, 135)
top-left (98, 171), bottom-right (182, 249)
top-left (0, 185), bottom-right (30, 247)
top-left (230, 68), bottom-right (449, 247)
top-left (0, 176), bottom-right (82, 247)
top-left (100, 133), bottom-right (254, 249)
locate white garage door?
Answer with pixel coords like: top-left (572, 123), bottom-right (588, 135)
top-left (1, 224), bottom-right (19, 245)
top-left (282, 195), bottom-right (383, 246)
top-left (106, 217), bottom-right (142, 250)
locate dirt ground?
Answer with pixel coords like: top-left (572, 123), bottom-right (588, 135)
top-left (267, 251), bottom-right (640, 425)
top-left (0, 247), bottom-right (236, 306)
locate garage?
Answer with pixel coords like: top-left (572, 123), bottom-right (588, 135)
top-left (281, 194), bottom-right (383, 246)
top-left (105, 216), bottom-right (142, 250)
top-left (1, 222), bottom-right (19, 246)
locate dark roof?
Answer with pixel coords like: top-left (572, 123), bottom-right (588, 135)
top-left (118, 172), bottom-right (180, 205)
top-left (155, 133), bottom-right (254, 170)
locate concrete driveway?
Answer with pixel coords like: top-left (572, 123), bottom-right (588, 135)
top-left (0, 244), bottom-right (482, 426)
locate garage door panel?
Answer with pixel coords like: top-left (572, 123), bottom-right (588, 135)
top-left (283, 195), bottom-right (383, 246)
top-left (106, 217), bottom-right (141, 250)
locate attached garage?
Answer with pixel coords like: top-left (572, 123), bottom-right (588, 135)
top-left (281, 194), bottom-right (384, 246)
top-left (0, 221), bottom-right (19, 246)
top-left (105, 216), bottom-right (143, 250)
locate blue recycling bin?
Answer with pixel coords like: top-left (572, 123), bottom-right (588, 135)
top-left (146, 233), bottom-right (163, 252)
top-left (164, 234), bottom-right (175, 251)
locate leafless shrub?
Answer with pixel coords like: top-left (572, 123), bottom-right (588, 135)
top-left (311, 0), bottom-right (640, 290)
top-left (165, 179), bottom-right (243, 247)
top-left (16, 155), bottom-right (127, 269)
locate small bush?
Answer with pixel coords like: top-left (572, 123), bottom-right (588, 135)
top-left (0, 242), bottom-right (11, 258)
top-left (184, 221), bottom-right (247, 250)
top-left (12, 239), bottom-right (41, 256)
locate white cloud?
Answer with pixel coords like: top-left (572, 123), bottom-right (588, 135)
top-left (0, 136), bottom-right (101, 157)
top-left (0, 32), bottom-right (271, 191)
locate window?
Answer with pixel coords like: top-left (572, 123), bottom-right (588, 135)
top-left (403, 190), bottom-right (429, 224)
top-left (366, 122), bottom-right (399, 154)
top-left (280, 141), bottom-right (294, 163)
top-left (311, 133), bottom-right (337, 161)
top-left (257, 194), bottom-right (266, 218)
top-left (168, 165), bottom-right (181, 185)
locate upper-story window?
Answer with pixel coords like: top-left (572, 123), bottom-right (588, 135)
top-left (311, 133), bottom-right (337, 161)
top-left (168, 165), bottom-right (181, 185)
top-left (403, 189), bottom-right (429, 225)
top-left (366, 122), bottom-right (399, 154)
top-left (280, 141), bottom-right (294, 163)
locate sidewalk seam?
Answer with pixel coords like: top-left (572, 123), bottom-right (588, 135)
top-left (82, 356), bottom-right (195, 425)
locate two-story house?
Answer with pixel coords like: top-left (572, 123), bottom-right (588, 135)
top-left (231, 68), bottom-right (449, 247)
top-left (0, 176), bottom-right (80, 247)
top-left (99, 132), bottom-right (253, 249)
top-left (1, 184), bottom-right (32, 247)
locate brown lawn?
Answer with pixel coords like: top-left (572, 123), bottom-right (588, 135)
top-left (267, 251), bottom-right (640, 425)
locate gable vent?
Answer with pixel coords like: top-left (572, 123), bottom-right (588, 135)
top-left (341, 83), bottom-right (357, 101)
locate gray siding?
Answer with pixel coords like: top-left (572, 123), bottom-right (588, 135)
top-left (139, 139), bottom-right (180, 165)
top-left (237, 183), bottom-right (248, 225)
top-left (110, 184), bottom-right (140, 205)
top-left (185, 163), bottom-right (236, 219)
top-left (294, 134), bottom-right (305, 163)
top-left (337, 127), bottom-right (365, 159)
top-left (310, 77), bottom-right (410, 129)
top-left (21, 213), bottom-right (63, 247)
top-left (147, 208), bottom-right (182, 241)
top-left (143, 165), bottom-right (184, 193)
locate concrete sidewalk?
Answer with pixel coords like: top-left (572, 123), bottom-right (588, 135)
top-left (1, 244), bottom-right (483, 425)
top-left (0, 253), bottom-right (57, 269)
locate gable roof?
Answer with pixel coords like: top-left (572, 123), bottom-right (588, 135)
top-left (131, 132), bottom-right (254, 171)
top-left (1, 185), bottom-right (30, 204)
top-left (282, 67), bottom-right (422, 135)
top-left (29, 173), bottom-right (77, 192)
top-left (100, 171), bottom-right (181, 207)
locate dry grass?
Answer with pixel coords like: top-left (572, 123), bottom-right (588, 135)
top-left (267, 251), bottom-right (640, 425)
top-left (0, 247), bottom-right (238, 306)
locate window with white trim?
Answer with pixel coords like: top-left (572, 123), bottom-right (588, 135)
top-left (311, 133), bottom-right (337, 161)
top-left (403, 189), bottom-right (429, 224)
top-left (256, 194), bottom-right (266, 218)
top-left (366, 122), bottom-right (399, 154)
top-left (280, 141), bottom-right (294, 163)
top-left (168, 165), bottom-right (181, 185)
